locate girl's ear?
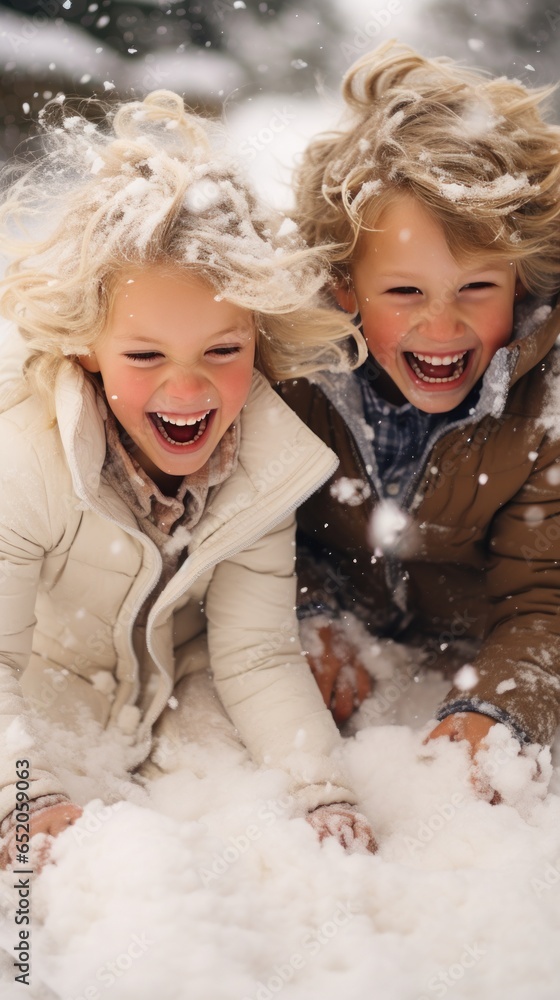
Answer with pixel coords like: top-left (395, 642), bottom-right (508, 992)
top-left (78, 352), bottom-right (101, 373)
top-left (333, 280), bottom-right (358, 314)
top-left (514, 278), bottom-right (528, 302)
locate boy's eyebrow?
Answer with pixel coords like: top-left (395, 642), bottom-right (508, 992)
top-left (377, 264), bottom-right (507, 280)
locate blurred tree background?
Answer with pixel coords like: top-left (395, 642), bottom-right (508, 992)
top-left (0, 0), bottom-right (341, 159)
top-left (0, 0), bottom-right (558, 164)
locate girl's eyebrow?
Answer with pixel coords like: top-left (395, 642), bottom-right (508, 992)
top-left (377, 272), bottom-right (421, 281)
top-left (114, 325), bottom-right (252, 344)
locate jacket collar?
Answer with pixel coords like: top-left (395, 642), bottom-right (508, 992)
top-left (469, 297), bottom-right (559, 420)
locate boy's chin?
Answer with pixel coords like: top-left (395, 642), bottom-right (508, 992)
top-left (403, 383), bottom-right (472, 413)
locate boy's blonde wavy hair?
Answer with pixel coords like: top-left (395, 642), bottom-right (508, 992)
top-left (295, 42), bottom-right (560, 295)
top-left (0, 90), bottom-right (365, 414)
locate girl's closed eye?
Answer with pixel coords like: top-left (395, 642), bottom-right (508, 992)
top-left (124, 351), bottom-right (162, 362)
top-left (206, 345), bottom-right (243, 360)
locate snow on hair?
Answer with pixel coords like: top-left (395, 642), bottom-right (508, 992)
top-left (0, 90), bottom-right (365, 412)
top-left (295, 42), bottom-right (560, 295)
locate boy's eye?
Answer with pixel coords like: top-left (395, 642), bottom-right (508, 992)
top-left (461, 282), bottom-right (495, 290)
top-left (387, 286), bottom-right (422, 295)
top-left (124, 351), bottom-right (162, 362)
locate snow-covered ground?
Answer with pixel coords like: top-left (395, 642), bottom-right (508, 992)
top-left (1, 633), bottom-right (560, 1000)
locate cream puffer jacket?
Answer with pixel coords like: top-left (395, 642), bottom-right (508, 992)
top-left (0, 361), bottom-right (357, 825)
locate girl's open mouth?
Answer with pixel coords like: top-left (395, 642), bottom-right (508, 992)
top-left (149, 409), bottom-right (214, 447)
top-left (404, 350), bottom-right (472, 385)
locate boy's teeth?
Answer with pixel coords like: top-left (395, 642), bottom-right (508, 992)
top-left (412, 352), bottom-right (466, 366)
top-left (156, 410), bottom-right (210, 426)
top-left (408, 352), bottom-right (467, 384)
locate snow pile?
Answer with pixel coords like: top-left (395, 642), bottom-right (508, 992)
top-left (1, 635), bottom-right (560, 999)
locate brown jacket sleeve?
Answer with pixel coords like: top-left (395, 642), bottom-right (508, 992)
top-left (438, 430), bottom-right (560, 745)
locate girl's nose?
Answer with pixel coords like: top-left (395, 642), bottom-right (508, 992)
top-left (164, 364), bottom-right (212, 403)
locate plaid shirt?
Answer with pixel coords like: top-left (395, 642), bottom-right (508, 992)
top-left (356, 361), bottom-right (479, 502)
top-left (296, 364), bottom-right (480, 620)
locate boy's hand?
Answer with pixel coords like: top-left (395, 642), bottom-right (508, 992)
top-left (426, 712), bottom-right (497, 755)
top-left (426, 712), bottom-right (500, 802)
top-left (0, 802), bottom-right (83, 872)
top-left (306, 803), bottom-right (377, 853)
top-left (306, 624), bottom-right (373, 724)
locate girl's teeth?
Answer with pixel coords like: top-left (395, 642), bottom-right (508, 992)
top-left (155, 414), bottom-right (209, 446)
top-left (156, 410), bottom-right (210, 426)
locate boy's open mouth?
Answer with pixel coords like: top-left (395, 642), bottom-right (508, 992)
top-left (149, 409), bottom-right (213, 446)
top-left (404, 350), bottom-right (471, 384)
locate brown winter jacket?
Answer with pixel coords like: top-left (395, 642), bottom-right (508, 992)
top-left (280, 297), bottom-right (560, 746)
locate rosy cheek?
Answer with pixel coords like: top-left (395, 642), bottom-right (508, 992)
top-left (221, 363), bottom-right (254, 404)
top-left (109, 371), bottom-right (154, 411)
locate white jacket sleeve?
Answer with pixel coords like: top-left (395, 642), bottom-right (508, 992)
top-left (204, 515), bottom-right (358, 813)
top-left (0, 323), bottom-right (27, 390)
top-left (0, 428), bottom-right (69, 825)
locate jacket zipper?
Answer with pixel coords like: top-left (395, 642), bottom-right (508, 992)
top-left (137, 456), bottom-right (339, 729)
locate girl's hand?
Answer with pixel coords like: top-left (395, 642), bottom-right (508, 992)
top-left (30, 802), bottom-right (84, 839)
top-left (0, 802), bottom-right (83, 872)
top-left (306, 803), bottom-right (377, 853)
top-left (306, 624), bottom-right (373, 724)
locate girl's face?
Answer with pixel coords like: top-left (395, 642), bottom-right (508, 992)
top-left (81, 267), bottom-right (255, 489)
top-left (337, 194), bottom-right (517, 413)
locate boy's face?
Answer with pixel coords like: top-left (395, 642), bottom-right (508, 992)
top-left (81, 267), bottom-right (255, 488)
top-left (340, 195), bottom-right (517, 413)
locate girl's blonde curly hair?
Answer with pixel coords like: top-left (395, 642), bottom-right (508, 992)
top-left (295, 42), bottom-right (560, 295)
top-left (0, 90), bottom-right (365, 414)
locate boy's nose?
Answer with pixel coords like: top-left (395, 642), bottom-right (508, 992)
top-left (415, 304), bottom-right (466, 343)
